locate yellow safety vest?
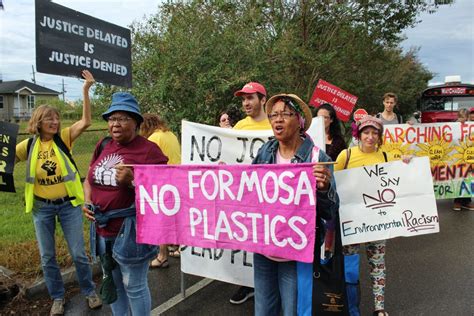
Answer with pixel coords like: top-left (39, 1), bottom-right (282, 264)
top-left (24, 135), bottom-right (84, 213)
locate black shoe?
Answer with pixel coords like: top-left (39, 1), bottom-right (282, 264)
top-left (229, 286), bottom-right (254, 304)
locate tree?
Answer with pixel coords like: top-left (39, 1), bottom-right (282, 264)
top-left (94, 0), bottom-right (437, 133)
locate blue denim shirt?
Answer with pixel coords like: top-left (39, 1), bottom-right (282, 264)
top-left (252, 136), bottom-right (338, 222)
top-left (253, 136), bottom-right (340, 316)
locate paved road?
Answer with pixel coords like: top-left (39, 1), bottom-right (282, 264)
top-left (65, 199), bottom-right (474, 315)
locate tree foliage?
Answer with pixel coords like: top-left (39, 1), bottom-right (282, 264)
top-left (94, 0), bottom-right (435, 133)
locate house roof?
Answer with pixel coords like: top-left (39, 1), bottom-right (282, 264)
top-left (0, 80), bottom-right (60, 95)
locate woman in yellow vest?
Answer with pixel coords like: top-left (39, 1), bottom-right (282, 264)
top-left (15, 70), bottom-right (101, 315)
top-left (140, 113), bottom-right (181, 268)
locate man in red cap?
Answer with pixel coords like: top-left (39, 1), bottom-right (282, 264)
top-left (228, 82), bottom-right (271, 305)
top-left (233, 82), bottom-right (271, 130)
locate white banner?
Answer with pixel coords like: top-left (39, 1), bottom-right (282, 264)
top-left (335, 157), bottom-right (439, 245)
top-left (181, 118), bottom-right (325, 165)
top-left (180, 119), bottom-right (324, 286)
top-left (180, 247), bottom-right (254, 287)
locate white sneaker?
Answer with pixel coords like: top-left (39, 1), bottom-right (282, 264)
top-left (50, 298), bottom-right (65, 316)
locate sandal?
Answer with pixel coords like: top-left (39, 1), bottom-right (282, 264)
top-left (167, 245), bottom-right (181, 258)
top-left (373, 310), bottom-right (388, 316)
top-left (169, 249), bottom-right (181, 258)
top-left (150, 257), bottom-right (169, 268)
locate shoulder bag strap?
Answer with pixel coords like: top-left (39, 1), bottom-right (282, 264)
top-left (343, 148), bottom-right (351, 169)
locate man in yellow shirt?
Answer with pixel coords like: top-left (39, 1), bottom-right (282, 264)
top-left (229, 82), bottom-right (271, 304)
top-left (233, 82), bottom-right (271, 130)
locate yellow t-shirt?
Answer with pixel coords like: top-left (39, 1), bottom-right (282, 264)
top-left (233, 116), bottom-right (271, 130)
top-left (335, 146), bottom-right (395, 171)
top-left (147, 130), bottom-right (181, 165)
top-left (16, 128), bottom-right (72, 199)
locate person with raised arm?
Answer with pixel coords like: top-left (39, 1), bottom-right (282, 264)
top-left (15, 70), bottom-right (101, 316)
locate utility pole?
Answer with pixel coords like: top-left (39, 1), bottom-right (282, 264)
top-left (31, 65), bottom-right (36, 84)
top-left (61, 79), bottom-right (66, 102)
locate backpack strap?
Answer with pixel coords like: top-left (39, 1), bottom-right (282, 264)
top-left (26, 137), bottom-right (33, 157)
top-left (53, 134), bottom-right (79, 172)
top-left (343, 148), bottom-right (351, 169)
top-left (397, 113), bottom-right (402, 124)
top-left (382, 151), bottom-right (388, 162)
top-left (26, 134), bottom-right (78, 171)
top-left (97, 136), bottom-right (112, 156)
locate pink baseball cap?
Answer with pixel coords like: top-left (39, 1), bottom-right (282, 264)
top-left (234, 82), bottom-right (267, 97)
top-left (358, 115), bottom-right (383, 131)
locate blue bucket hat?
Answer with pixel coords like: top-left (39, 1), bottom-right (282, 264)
top-left (102, 92), bottom-right (143, 123)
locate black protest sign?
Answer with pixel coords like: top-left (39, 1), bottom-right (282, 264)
top-left (0, 122), bottom-right (20, 193)
top-left (35, 0), bottom-right (132, 87)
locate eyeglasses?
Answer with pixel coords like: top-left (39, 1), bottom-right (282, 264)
top-left (268, 112), bottom-right (296, 121)
top-left (220, 117), bottom-right (229, 123)
top-left (43, 117), bottom-right (59, 123)
top-left (107, 116), bottom-right (133, 124)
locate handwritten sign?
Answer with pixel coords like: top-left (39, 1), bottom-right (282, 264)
top-left (135, 164), bottom-right (317, 263)
top-left (381, 122), bottom-right (474, 199)
top-left (309, 79), bottom-right (358, 122)
top-left (181, 118), bottom-right (325, 165)
top-left (35, 0), bottom-right (132, 87)
top-left (335, 157), bottom-right (439, 245)
top-left (0, 122), bottom-right (19, 192)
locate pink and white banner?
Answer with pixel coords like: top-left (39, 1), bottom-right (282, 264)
top-left (134, 164), bottom-right (317, 263)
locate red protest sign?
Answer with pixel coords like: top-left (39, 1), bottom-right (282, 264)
top-left (353, 109), bottom-right (368, 122)
top-left (309, 79), bottom-right (358, 122)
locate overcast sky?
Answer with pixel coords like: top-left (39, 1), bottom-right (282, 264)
top-left (0, 0), bottom-right (473, 101)
top-left (402, 0), bottom-right (474, 85)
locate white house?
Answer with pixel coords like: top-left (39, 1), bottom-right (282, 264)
top-left (0, 80), bottom-right (60, 121)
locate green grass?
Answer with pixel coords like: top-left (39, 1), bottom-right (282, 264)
top-left (0, 120), bottom-right (108, 278)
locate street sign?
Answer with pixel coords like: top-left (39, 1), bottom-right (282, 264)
top-left (353, 108), bottom-right (368, 122)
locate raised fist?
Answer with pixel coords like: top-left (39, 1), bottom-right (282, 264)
top-left (41, 160), bottom-right (57, 176)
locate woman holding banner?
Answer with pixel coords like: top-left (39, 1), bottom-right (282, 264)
top-left (334, 115), bottom-right (393, 316)
top-left (83, 93), bottom-right (168, 315)
top-left (140, 113), bottom-right (182, 268)
top-left (15, 70), bottom-right (102, 315)
top-left (252, 94), bottom-right (337, 316)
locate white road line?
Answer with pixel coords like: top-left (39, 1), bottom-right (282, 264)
top-left (151, 278), bottom-right (214, 315)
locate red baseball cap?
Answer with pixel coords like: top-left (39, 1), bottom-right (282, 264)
top-left (470, 107), bottom-right (474, 113)
top-left (234, 82), bottom-right (267, 97)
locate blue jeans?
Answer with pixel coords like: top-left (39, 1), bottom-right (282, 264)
top-left (32, 200), bottom-right (95, 299)
top-left (97, 235), bottom-right (152, 316)
top-left (253, 254), bottom-right (297, 316)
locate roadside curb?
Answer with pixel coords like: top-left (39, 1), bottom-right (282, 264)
top-left (25, 262), bottom-right (101, 299)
